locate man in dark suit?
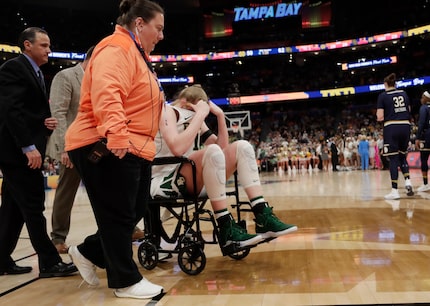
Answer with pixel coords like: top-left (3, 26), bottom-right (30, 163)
top-left (0, 27), bottom-right (77, 277)
top-left (330, 137), bottom-right (339, 171)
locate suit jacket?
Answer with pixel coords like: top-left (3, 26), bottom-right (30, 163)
top-left (0, 54), bottom-right (52, 165)
top-left (46, 64), bottom-right (83, 161)
top-left (330, 142), bottom-right (338, 157)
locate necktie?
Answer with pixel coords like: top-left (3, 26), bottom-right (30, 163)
top-left (37, 70), bottom-right (46, 94)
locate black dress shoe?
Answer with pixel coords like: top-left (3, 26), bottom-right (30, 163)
top-left (39, 262), bottom-right (78, 278)
top-left (0, 264), bottom-right (32, 275)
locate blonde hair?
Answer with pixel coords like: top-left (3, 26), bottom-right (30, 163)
top-left (172, 85), bottom-right (208, 106)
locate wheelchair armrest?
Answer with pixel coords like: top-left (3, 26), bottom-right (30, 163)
top-left (152, 156), bottom-right (194, 166)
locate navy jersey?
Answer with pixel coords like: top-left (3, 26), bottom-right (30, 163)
top-left (417, 104), bottom-right (430, 140)
top-left (377, 89), bottom-right (411, 122)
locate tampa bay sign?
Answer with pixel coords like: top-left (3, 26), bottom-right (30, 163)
top-left (233, 2), bottom-right (303, 22)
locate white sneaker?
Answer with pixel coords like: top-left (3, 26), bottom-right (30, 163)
top-left (417, 184), bottom-right (430, 192)
top-left (405, 179), bottom-right (414, 196)
top-left (68, 246), bottom-right (100, 286)
top-left (114, 277), bottom-right (163, 299)
top-left (384, 189), bottom-right (400, 200)
top-left (418, 191), bottom-right (430, 199)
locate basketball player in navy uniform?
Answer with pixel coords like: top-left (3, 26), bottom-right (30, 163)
top-left (376, 73), bottom-right (413, 200)
top-left (415, 91), bottom-right (430, 192)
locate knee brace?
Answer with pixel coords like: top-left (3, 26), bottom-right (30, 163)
top-left (236, 140), bottom-right (261, 188)
top-left (202, 144), bottom-right (226, 201)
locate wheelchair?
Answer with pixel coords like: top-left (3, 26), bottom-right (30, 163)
top-left (137, 156), bottom-right (261, 275)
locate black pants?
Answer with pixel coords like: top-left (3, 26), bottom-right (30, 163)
top-left (68, 143), bottom-right (152, 288)
top-left (380, 149), bottom-right (389, 169)
top-left (0, 163), bottom-right (62, 270)
top-left (331, 154), bottom-right (338, 171)
top-left (419, 130), bottom-right (430, 173)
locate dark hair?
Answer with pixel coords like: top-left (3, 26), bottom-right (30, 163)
top-left (85, 45), bottom-right (95, 60)
top-left (116, 0), bottom-right (164, 26)
top-left (18, 27), bottom-right (48, 51)
top-left (383, 73), bottom-right (396, 87)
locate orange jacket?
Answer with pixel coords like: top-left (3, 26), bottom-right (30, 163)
top-left (65, 25), bottom-right (163, 160)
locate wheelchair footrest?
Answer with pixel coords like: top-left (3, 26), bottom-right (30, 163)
top-left (220, 242), bottom-right (254, 256)
top-left (157, 252), bottom-right (173, 262)
top-left (259, 236), bottom-right (276, 244)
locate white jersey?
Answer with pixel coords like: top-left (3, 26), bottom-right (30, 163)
top-left (150, 105), bottom-right (199, 198)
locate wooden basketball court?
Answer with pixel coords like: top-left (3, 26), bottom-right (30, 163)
top-left (1, 168), bottom-right (430, 305)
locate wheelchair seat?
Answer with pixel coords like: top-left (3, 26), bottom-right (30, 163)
top-left (137, 156), bottom-right (255, 275)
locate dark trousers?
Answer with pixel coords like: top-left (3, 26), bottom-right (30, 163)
top-left (380, 149), bottom-right (389, 169)
top-left (419, 130), bottom-right (430, 173)
top-left (331, 154), bottom-right (338, 171)
top-left (420, 151), bottom-right (430, 172)
top-left (0, 163), bottom-right (62, 270)
top-left (68, 143), bottom-right (151, 288)
top-left (51, 164), bottom-right (81, 243)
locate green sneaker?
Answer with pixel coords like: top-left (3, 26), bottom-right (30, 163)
top-left (254, 206), bottom-right (297, 239)
top-left (219, 220), bottom-right (263, 248)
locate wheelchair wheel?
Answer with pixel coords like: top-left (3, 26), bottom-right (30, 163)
top-left (178, 244), bottom-right (206, 275)
top-left (228, 247), bottom-right (250, 260)
top-left (137, 241), bottom-right (158, 270)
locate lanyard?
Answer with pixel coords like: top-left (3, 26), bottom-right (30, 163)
top-left (128, 30), bottom-right (154, 72)
top-left (128, 30), bottom-right (163, 92)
